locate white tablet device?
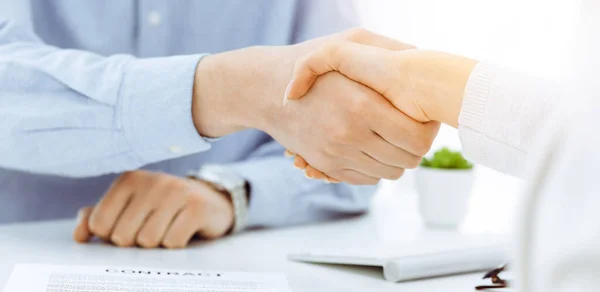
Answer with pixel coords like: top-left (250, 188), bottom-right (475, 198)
top-left (288, 234), bottom-right (507, 282)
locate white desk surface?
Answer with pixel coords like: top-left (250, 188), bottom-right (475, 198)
top-left (0, 168), bottom-right (521, 292)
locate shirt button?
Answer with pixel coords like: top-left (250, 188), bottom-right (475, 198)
top-left (147, 11), bottom-right (162, 27)
top-left (169, 146), bottom-right (183, 154)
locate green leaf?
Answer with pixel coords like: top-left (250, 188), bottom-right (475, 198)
top-left (420, 147), bottom-right (473, 170)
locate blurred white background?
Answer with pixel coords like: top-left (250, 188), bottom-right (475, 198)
top-left (356, 0), bottom-right (579, 231)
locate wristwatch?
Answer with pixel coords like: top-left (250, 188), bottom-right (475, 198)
top-left (188, 165), bottom-right (250, 234)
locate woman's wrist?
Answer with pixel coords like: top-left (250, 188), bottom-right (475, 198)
top-left (403, 50), bottom-right (478, 128)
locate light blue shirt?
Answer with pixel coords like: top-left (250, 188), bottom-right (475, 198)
top-left (0, 0), bottom-right (375, 225)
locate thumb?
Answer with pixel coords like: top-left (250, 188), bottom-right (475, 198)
top-left (283, 40), bottom-right (348, 103)
top-left (283, 40), bottom-right (398, 104)
top-left (73, 206), bottom-right (94, 243)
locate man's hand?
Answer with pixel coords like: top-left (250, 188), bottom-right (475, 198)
top-left (73, 170), bottom-right (234, 249)
top-left (269, 72), bottom-right (439, 185)
top-left (191, 28), bottom-right (432, 185)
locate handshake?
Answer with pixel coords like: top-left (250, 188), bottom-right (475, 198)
top-left (72, 28), bottom-right (480, 248)
top-left (232, 28), bottom-right (478, 185)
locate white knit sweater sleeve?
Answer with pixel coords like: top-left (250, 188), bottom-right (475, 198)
top-left (458, 63), bottom-right (563, 177)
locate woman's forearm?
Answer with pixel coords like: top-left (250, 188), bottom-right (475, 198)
top-left (399, 50), bottom-right (478, 128)
top-left (398, 50), bottom-right (566, 176)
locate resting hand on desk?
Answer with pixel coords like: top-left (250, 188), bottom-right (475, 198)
top-left (73, 170), bottom-right (234, 249)
top-left (283, 30), bottom-right (478, 182)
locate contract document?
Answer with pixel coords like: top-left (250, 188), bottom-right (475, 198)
top-left (2, 264), bottom-right (291, 292)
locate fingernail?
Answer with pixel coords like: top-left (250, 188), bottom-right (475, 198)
top-left (304, 170), bottom-right (311, 179)
top-left (324, 179), bottom-right (331, 184)
top-left (284, 151), bottom-right (294, 158)
top-left (283, 81), bottom-right (293, 106)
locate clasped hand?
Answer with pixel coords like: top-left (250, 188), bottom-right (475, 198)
top-left (276, 28), bottom-right (449, 184)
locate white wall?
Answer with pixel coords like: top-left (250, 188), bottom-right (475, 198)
top-left (356, 0), bottom-right (578, 152)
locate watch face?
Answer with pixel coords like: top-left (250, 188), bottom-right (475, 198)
top-left (200, 166), bottom-right (246, 190)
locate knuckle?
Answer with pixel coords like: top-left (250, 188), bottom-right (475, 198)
top-left (332, 126), bottom-right (355, 143)
top-left (321, 143), bottom-right (339, 158)
top-left (164, 178), bottom-right (187, 192)
top-left (413, 138), bottom-right (433, 157)
top-left (390, 168), bottom-right (406, 180)
top-left (162, 239), bottom-right (185, 249)
top-left (137, 235), bottom-right (159, 249)
top-left (121, 170), bottom-right (140, 182)
top-left (111, 233), bottom-right (133, 247)
top-left (186, 192), bottom-right (206, 211)
top-left (407, 156), bottom-right (422, 169)
top-left (344, 27), bottom-right (369, 41)
top-left (118, 170), bottom-right (149, 186)
top-left (317, 159), bottom-right (336, 174)
top-left (317, 152), bottom-right (342, 173)
top-left (88, 217), bottom-right (110, 238)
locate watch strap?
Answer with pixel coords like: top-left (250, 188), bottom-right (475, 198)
top-left (188, 166), bottom-right (249, 234)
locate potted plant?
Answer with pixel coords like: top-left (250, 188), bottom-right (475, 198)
top-left (416, 147), bottom-right (474, 229)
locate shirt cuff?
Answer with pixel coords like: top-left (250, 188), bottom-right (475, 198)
top-left (119, 54), bottom-right (213, 165)
top-left (221, 157), bottom-right (322, 228)
top-left (458, 62), bottom-right (494, 167)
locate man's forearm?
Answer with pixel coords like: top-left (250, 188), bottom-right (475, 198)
top-left (191, 46), bottom-right (299, 138)
top-left (0, 18), bottom-right (211, 177)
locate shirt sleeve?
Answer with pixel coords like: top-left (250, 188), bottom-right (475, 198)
top-left (221, 140), bottom-right (377, 228)
top-left (0, 19), bottom-right (212, 177)
top-left (290, 0), bottom-right (359, 43)
top-left (457, 62), bottom-right (565, 177)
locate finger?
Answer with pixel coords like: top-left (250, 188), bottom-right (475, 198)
top-left (374, 113), bottom-right (440, 157)
top-left (294, 155), bottom-right (379, 184)
top-left (326, 177), bottom-right (342, 184)
top-left (293, 154), bottom-right (333, 182)
top-left (348, 152), bottom-right (406, 181)
top-left (284, 150), bottom-right (296, 158)
top-left (73, 207), bottom-right (94, 243)
top-left (327, 169), bottom-right (380, 185)
top-left (363, 132), bottom-right (423, 169)
top-left (110, 191), bottom-right (156, 247)
top-left (305, 165), bottom-right (327, 180)
top-left (161, 207), bottom-right (200, 249)
top-left (136, 195), bottom-right (186, 249)
top-left (88, 175), bottom-right (135, 240)
top-left (298, 159), bottom-right (341, 183)
top-left (285, 40), bottom-right (399, 101)
top-left (364, 93), bottom-right (438, 156)
top-left (293, 155), bottom-right (309, 169)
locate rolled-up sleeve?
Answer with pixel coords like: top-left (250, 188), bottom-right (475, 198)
top-left (0, 20), bottom-right (211, 177)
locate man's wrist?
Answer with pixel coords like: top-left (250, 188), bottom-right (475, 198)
top-left (192, 54), bottom-right (245, 138)
top-left (191, 46), bottom-right (298, 138)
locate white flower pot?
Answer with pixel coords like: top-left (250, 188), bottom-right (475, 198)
top-left (415, 167), bottom-right (475, 229)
